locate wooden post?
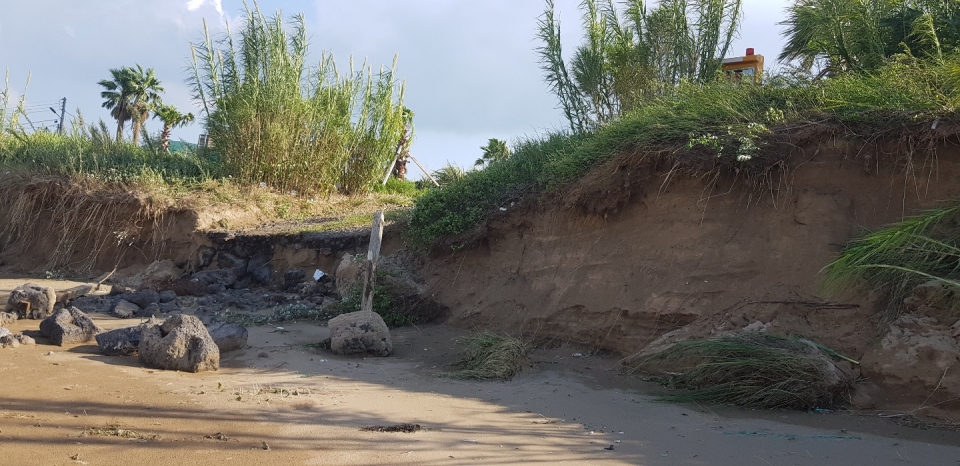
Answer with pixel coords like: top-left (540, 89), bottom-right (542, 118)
top-left (409, 154), bottom-right (441, 187)
top-left (360, 211), bottom-right (385, 314)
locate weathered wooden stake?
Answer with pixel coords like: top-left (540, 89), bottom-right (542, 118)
top-left (360, 211), bottom-right (385, 314)
top-left (409, 154), bottom-right (441, 187)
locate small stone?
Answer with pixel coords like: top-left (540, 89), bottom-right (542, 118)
top-left (1, 335), bottom-right (19, 348)
top-left (15, 334), bottom-right (35, 345)
top-left (0, 312), bottom-right (17, 326)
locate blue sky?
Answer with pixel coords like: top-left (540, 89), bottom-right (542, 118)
top-left (1, 0), bottom-right (789, 179)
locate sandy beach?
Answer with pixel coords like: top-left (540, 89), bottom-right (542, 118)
top-left (2, 283), bottom-right (959, 466)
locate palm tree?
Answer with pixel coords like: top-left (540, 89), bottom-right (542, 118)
top-left (152, 104), bottom-right (195, 152)
top-left (779, 0), bottom-right (960, 74)
top-left (475, 138), bottom-right (510, 167)
top-left (98, 68), bottom-right (134, 142)
top-left (125, 65), bottom-right (164, 147)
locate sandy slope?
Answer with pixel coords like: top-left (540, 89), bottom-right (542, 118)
top-left (2, 305), bottom-right (960, 466)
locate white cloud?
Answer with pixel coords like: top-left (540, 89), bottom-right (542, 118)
top-left (186, 0), bottom-right (222, 15)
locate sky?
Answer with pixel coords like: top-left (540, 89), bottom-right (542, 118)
top-left (0, 0), bottom-right (790, 179)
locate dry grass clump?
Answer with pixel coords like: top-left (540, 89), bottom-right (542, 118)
top-left (628, 333), bottom-right (852, 410)
top-left (82, 425), bottom-right (159, 441)
top-left (450, 332), bottom-right (528, 381)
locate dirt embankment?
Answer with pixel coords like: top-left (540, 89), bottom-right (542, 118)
top-left (421, 131), bottom-right (960, 417)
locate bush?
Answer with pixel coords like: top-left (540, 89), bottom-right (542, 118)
top-left (375, 177), bottom-right (421, 197)
top-left (189, 3), bottom-right (408, 196)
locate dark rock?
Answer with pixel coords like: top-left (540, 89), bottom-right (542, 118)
top-left (96, 325), bottom-right (145, 356)
top-left (70, 296), bottom-right (112, 315)
top-left (284, 268), bottom-right (306, 290)
top-left (113, 299), bottom-right (140, 319)
top-left (158, 302), bottom-right (179, 314)
top-left (196, 246), bottom-right (217, 270)
top-left (191, 269), bottom-right (237, 289)
top-left (217, 252), bottom-right (248, 274)
top-left (39, 307), bottom-right (104, 345)
top-left (6, 283), bottom-right (56, 319)
top-left (139, 303), bottom-right (161, 318)
top-left (247, 256), bottom-right (273, 285)
top-left (158, 290), bottom-right (177, 304)
top-left (328, 311), bottom-right (393, 357)
top-left (121, 290), bottom-right (160, 308)
top-left (138, 315), bottom-right (219, 372)
top-left (206, 322), bottom-right (248, 353)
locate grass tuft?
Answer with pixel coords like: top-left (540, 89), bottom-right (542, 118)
top-left (628, 333), bottom-right (852, 410)
top-left (449, 332), bottom-right (527, 381)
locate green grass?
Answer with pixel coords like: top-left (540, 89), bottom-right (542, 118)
top-left (407, 55), bottom-right (960, 250)
top-left (449, 332), bottom-right (527, 381)
top-left (628, 333), bottom-right (852, 410)
top-left (334, 278), bottom-right (430, 328)
top-left (0, 130), bottom-right (218, 186)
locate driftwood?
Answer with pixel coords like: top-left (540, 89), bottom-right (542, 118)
top-left (55, 268), bottom-right (116, 304)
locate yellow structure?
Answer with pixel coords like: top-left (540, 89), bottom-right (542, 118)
top-left (722, 48), bottom-right (764, 83)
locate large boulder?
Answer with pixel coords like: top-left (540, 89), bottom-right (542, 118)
top-left (205, 322), bottom-right (248, 353)
top-left (6, 283), bottom-right (56, 319)
top-left (328, 311), bottom-right (393, 357)
top-left (39, 307), bottom-right (104, 345)
top-left (96, 325), bottom-right (146, 356)
top-left (0, 328), bottom-right (10, 339)
top-left (138, 315), bottom-right (219, 372)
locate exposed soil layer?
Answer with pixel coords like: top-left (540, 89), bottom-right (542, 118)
top-left (421, 133), bottom-right (960, 418)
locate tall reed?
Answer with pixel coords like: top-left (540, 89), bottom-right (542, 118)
top-left (189, 2), bottom-right (408, 195)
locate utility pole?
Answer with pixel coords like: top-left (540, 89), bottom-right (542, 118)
top-left (58, 98), bottom-right (66, 134)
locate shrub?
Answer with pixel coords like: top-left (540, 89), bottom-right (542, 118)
top-left (189, 2), bottom-right (408, 196)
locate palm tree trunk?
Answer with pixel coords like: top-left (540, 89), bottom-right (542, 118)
top-left (161, 124), bottom-right (172, 153)
top-left (132, 118), bottom-right (142, 147)
top-left (116, 119), bottom-right (124, 142)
